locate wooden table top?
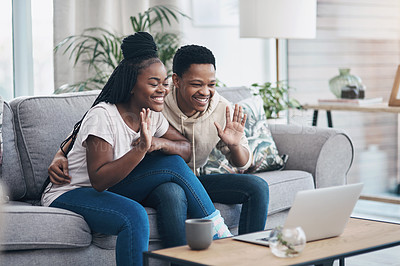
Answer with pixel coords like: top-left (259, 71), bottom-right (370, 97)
top-left (302, 102), bottom-right (400, 113)
top-left (146, 218), bottom-right (400, 266)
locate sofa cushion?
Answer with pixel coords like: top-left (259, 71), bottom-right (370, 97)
top-left (87, 204), bottom-right (241, 250)
top-left (0, 204), bottom-right (91, 251)
top-left (215, 203), bottom-right (241, 233)
top-left (239, 96), bottom-right (285, 173)
top-left (89, 207), bottom-right (164, 250)
top-left (217, 86), bottom-right (253, 103)
top-left (1, 102), bottom-right (25, 200)
top-left (255, 170), bottom-right (315, 215)
top-left (200, 93), bottom-right (285, 175)
top-left (199, 148), bottom-right (238, 175)
top-left (10, 91), bottom-right (99, 200)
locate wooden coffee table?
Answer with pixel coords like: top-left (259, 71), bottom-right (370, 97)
top-left (143, 218), bottom-right (400, 266)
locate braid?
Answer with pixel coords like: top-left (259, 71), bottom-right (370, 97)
top-left (60, 32), bottom-right (159, 156)
top-left (60, 117), bottom-right (85, 156)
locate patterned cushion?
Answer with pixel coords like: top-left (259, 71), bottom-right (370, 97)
top-left (199, 147), bottom-right (239, 175)
top-left (240, 96), bottom-right (286, 173)
top-left (200, 96), bottom-right (286, 175)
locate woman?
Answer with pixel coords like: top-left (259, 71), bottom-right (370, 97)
top-left (41, 32), bottom-right (231, 266)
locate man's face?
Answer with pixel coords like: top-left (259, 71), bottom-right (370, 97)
top-left (173, 64), bottom-right (216, 117)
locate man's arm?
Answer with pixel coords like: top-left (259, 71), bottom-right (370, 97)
top-left (225, 142), bottom-right (250, 168)
top-left (48, 138), bottom-right (72, 185)
top-left (147, 125), bottom-right (191, 162)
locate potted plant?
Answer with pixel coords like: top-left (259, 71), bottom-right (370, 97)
top-left (54, 5), bottom-right (189, 93)
top-left (250, 81), bottom-right (301, 119)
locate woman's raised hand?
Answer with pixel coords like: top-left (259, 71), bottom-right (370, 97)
top-left (139, 108), bottom-right (152, 151)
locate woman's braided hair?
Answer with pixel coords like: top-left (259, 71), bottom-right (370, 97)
top-left (60, 32), bottom-right (160, 156)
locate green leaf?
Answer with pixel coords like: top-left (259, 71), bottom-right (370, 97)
top-left (250, 80), bottom-right (299, 118)
top-left (54, 5), bottom-right (189, 93)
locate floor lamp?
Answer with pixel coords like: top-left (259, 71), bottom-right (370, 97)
top-left (239, 0), bottom-right (317, 83)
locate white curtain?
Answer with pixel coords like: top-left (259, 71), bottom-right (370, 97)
top-left (53, 0), bottom-right (180, 91)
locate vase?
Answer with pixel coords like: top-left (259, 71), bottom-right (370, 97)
top-left (269, 226), bottom-right (306, 258)
top-left (329, 68), bottom-right (363, 98)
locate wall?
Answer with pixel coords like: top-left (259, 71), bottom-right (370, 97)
top-left (53, 0), bottom-right (272, 89)
top-left (53, 0), bottom-right (149, 90)
top-left (288, 0), bottom-right (400, 195)
top-left (177, 0), bottom-right (274, 87)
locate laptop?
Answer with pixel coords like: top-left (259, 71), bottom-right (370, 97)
top-left (233, 183), bottom-right (364, 246)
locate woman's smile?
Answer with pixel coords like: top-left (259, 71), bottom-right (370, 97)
top-left (151, 95), bottom-right (165, 104)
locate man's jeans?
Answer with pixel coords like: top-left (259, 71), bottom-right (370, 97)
top-left (51, 152), bottom-right (217, 265)
top-left (146, 173), bottom-right (269, 248)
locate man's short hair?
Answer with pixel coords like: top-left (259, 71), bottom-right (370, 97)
top-left (172, 45), bottom-right (216, 77)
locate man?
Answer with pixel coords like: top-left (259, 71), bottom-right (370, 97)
top-left (48, 44), bottom-right (269, 248)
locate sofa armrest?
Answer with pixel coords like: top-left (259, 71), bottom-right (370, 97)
top-left (269, 124), bottom-right (354, 188)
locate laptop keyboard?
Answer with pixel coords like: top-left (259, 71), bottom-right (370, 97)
top-left (256, 237), bottom-right (270, 242)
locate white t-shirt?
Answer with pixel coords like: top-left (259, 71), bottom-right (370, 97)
top-left (41, 102), bottom-right (169, 207)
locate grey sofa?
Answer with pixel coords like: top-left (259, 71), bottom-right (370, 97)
top-left (0, 87), bottom-right (354, 265)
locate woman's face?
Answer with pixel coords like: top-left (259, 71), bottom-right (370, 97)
top-left (131, 61), bottom-right (169, 112)
top-left (172, 64), bottom-right (216, 117)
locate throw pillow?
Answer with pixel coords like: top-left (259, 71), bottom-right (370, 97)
top-left (200, 95), bottom-right (286, 175)
top-left (198, 147), bottom-right (239, 176)
top-left (240, 96), bottom-right (286, 173)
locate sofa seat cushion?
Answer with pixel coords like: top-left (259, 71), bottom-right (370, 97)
top-left (92, 204), bottom-right (241, 250)
top-left (0, 205), bottom-right (91, 251)
top-left (255, 170), bottom-right (315, 215)
top-left (89, 207), bottom-right (161, 250)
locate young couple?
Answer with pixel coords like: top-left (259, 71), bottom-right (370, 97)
top-left (41, 32), bottom-right (269, 266)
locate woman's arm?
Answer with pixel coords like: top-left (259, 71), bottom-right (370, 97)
top-left (86, 135), bottom-right (148, 192)
top-left (148, 125), bottom-right (192, 162)
top-left (87, 108), bottom-right (152, 192)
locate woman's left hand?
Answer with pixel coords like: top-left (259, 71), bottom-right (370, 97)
top-left (214, 104), bottom-right (247, 147)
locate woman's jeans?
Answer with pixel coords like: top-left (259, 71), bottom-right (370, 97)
top-left (50, 188), bottom-right (149, 266)
top-left (50, 152), bottom-right (217, 266)
top-left (146, 173), bottom-right (269, 248)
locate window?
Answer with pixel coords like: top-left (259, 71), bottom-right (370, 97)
top-left (0, 0), bottom-right (53, 101)
top-left (0, 1), bottom-right (13, 100)
top-left (31, 0), bottom-right (54, 96)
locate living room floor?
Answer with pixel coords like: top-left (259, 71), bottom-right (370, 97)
top-left (337, 199), bottom-right (400, 266)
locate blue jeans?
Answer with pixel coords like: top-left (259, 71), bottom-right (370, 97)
top-left (147, 173), bottom-right (269, 247)
top-left (108, 152), bottom-right (216, 218)
top-left (50, 152), bottom-right (217, 265)
top-left (50, 188), bottom-right (149, 266)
